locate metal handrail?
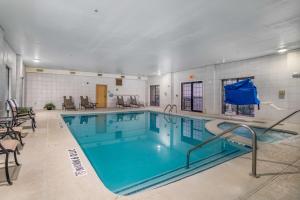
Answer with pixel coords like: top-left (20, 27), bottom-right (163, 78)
top-left (163, 104), bottom-right (172, 113)
top-left (186, 124), bottom-right (258, 177)
top-left (170, 104), bottom-right (177, 113)
top-left (263, 109), bottom-right (300, 135)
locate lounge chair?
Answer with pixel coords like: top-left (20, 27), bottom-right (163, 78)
top-left (80, 96), bottom-right (96, 109)
top-left (0, 117), bottom-right (24, 146)
top-left (0, 137), bottom-right (20, 185)
top-left (7, 99), bottom-right (36, 131)
top-left (11, 99), bottom-right (35, 116)
top-left (130, 96), bottom-right (144, 107)
top-left (62, 96), bottom-right (76, 110)
top-left (116, 96), bottom-right (131, 108)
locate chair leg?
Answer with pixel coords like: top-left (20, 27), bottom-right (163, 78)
top-left (5, 153), bottom-right (12, 185)
top-left (33, 118), bottom-right (37, 128)
top-left (31, 118), bottom-right (35, 132)
top-left (16, 131), bottom-right (24, 146)
top-left (14, 149), bottom-right (20, 166)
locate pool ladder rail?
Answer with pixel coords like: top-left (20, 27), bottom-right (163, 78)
top-left (164, 104), bottom-right (177, 114)
top-left (186, 109), bottom-right (300, 178)
top-left (186, 124), bottom-right (259, 178)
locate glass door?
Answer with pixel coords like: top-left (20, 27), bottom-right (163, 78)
top-left (181, 81), bottom-right (203, 112)
top-left (150, 85), bottom-right (160, 106)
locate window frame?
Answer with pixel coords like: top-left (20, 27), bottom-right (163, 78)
top-left (221, 76), bottom-right (255, 117)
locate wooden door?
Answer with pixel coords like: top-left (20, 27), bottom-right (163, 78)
top-left (96, 85), bottom-right (107, 108)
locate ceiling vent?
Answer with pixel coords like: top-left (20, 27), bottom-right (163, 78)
top-left (97, 73), bottom-right (103, 76)
top-left (70, 71), bottom-right (76, 75)
top-left (36, 69), bottom-right (44, 72)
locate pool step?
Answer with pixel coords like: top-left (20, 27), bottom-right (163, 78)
top-left (115, 148), bottom-right (247, 195)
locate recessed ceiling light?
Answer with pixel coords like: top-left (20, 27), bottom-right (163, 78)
top-left (33, 59), bottom-right (40, 63)
top-left (277, 48), bottom-right (288, 53)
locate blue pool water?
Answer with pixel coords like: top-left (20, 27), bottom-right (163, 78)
top-left (218, 122), bottom-right (292, 143)
top-left (63, 112), bottom-right (250, 195)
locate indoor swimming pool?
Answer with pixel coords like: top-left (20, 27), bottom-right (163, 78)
top-left (63, 112), bottom-right (251, 195)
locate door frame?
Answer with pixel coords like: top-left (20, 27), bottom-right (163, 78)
top-left (181, 81), bottom-right (203, 112)
top-left (150, 85), bottom-right (160, 106)
top-left (96, 84), bottom-right (107, 108)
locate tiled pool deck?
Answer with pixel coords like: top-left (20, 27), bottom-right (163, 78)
top-left (0, 108), bottom-right (299, 200)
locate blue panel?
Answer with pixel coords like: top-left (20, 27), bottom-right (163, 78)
top-left (224, 78), bottom-right (260, 105)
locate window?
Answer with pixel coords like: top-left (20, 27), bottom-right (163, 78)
top-left (149, 112), bottom-right (160, 133)
top-left (181, 81), bottom-right (203, 112)
top-left (150, 85), bottom-right (160, 106)
top-left (222, 77), bottom-right (255, 117)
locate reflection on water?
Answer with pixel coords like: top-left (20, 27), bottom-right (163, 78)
top-left (63, 116), bottom-right (75, 125)
top-left (80, 116), bottom-right (89, 124)
top-left (63, 112), bottom-right (211, 147)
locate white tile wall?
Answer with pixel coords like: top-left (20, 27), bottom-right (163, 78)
top-left (25, 73), bottom-right (147, 109)
top-left (149, 50), bottom-right (300, 122)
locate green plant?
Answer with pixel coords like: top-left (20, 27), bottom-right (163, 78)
top-left (44, 103), bottom-right (56, 110)
top-left (18, 107), bottom-right (30, 113)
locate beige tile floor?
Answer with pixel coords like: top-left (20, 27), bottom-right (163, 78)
top-left (0, 108), bottom-right (299, 200)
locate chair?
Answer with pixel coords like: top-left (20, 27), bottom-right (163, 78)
top-left (11, 99), bottom-right (35, 116)
top-left (0, 138), bottom-right (20, 185)
top-left (80, 96), bottom-right (96, 109)
top-left (0, 117), bottom-right (24, 146)
top-left (130, 96), bottom-right (144, 107)
top-left (62, 96), bottom-right (76, 110)
top-left (116, 96), bottom-right (131, 108)
top-left (7, 99), bottom-right (36, 132)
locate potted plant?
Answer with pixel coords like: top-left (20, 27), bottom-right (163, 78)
top-left (44, 103), bottom-right (56, 110)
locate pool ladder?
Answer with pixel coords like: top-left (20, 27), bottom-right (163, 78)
top-left (186, 109), bottom-right (300, 178)
top-left (164, 104), bottom-right (177, 114)
top-left (186, 124), bottom-right (259, 177)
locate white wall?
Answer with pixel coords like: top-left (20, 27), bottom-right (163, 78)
top-left (148, 50), bottom-right (300, 122)
top-left (0, 28), bottom-right (21, 116)
top-left (25, 71), bottom-right (147, 109)
top-left (148, 73), bottom-right (172, 108)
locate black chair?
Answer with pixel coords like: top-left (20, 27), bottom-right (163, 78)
top-left (130, 96), bottom-right (144, 107)
top-left (116, 96), bottom-right (131, 108)
top-left (7, 99), bottom-right (36, 132)
top-left (0, 139), bottom-right (20, 185)
top-left (0, 117), bottom-right (24, 146)
top-left (11, 99), bottom-right (35, 116)
top-left (80, 96), bottom-right (96, 109)
top-left (0, 118), bottom-right (20, 185)
top-left (62, 96), bottom-right (76, 110)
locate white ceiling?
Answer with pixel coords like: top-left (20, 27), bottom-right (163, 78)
top-left (0, 0), bottom-right (300, 75)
